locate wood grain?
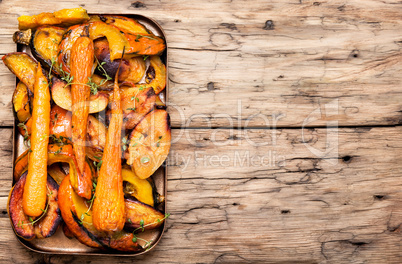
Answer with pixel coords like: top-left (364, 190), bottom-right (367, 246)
top-left (0, 0), bottom-right (401, 127)
top-left (1, 127), bottom-right (402, 263)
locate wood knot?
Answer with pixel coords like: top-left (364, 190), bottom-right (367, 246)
top-left (220, 23), bottom-right (237, 30)
top-left (342, 155), bottom-right (352, 163)
top-left (131, 1), bottom-right (146, 8)
top-left (281, 210), bottom-right (290, 214)
top-left (1, 210), bottom-right (6, 215)
top-left (263, 20), bottom-right (275, 30)
top-left (313, 2), bottom-right (321, 5)
top-left (350, 49), bottom-right (359, 58)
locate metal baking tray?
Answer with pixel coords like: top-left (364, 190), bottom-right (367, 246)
top-left (11, 13), bottom-right (168, 256)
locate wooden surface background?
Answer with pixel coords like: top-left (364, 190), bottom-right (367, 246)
top-left (0, 0), bottom-right (401, 263)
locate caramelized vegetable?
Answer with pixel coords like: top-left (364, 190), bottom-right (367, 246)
top-left (18, 7), bottom-right (89, 30)
top-left (122, 168), bottom-right (155, 206)
top-left (22, 63), bottom-right (50, 217)
top-left (17, 117), bottom-right (32, 140)
top-left (2, 53), bottom-right (37, 93)
top-left (86, 115), bottom-right (106, 161)
top-left (13, 29), bottom-right (32, 45)
top-left (31, 26), bottom-right (65, 73)
top-left (125, 32), bottom-right (165, 56)
top-left (49, 105), bottom-right (72, 139)
top-left (70, 36), bottom-right (94, 199)
top-left (13, 82), bottom-right (31, 123)
top-left (89, 21), bottom-right (129, 61)
top-left (120, 85), bottom-right (156, 129)
top-left (58, 24), bottom-right (88, 74)
top-left (58, 176), bottom-right (142, 251)
top-left (13, 149), bottom-right (29, 182)
top-left (51, 77), bottom-right (108, 114)
top-left (93, 61), bottom-right (125, 233)
top-left (146, 56), bottom-right (166, 94)
top-left (90, 15), bottom-right (149, 35)
top-left (127, 109), bottom-right (171, 179)
top-left (124, 198), bottom-right (165, 230)
top-left (47, 163), bottom-right (67, 185)
top-left (8, 172), bottom-right (62, 240)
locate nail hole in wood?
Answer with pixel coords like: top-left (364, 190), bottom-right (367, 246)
top-left (263, 20), bottom-right (275, 30)
top-left (207, 82), bottom-right (215, 91)
top-left (374, 195), bottom-right (386, 200)
top-left (174, 19), bottom-right (181, 23)
top-left (232, 203), bottom-right (239, 206)
top-left (342, 155), bottom-right (352, 163)
top-left (1, 210), bottom-right (6, 215)
top-left (131, 1), bottom-right (146, 8)
top-left (281, 210), bottom-right (290, 214)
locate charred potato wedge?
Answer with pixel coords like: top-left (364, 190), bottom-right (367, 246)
top-left (127, 109), bottom-right (171, 179)
top-left (8, 172), bottom-right (62, 240)
top-left (51, 77), bottom-right (108, 113)
top-left (2, 52), bottom-right (37, 93)
top-left (31, 26), bottom-right (65, 73)
top-left (13, 82), bottom-right (31, 123)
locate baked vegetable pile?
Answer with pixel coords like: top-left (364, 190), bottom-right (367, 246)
top-left (5, 7), bottom-right (170, 252)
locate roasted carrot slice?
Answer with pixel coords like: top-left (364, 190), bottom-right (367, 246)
top-left (22, 63), bottom-right (50, 217)
top-left (70, 36), bottom-right (94, 199)
top-left (93, 60), bottom-right (125, 233)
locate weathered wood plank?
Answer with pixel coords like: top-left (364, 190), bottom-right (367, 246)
top-left (0, 0), bottom-right (401, 127)
top-left (0, 127), bottom-right (401, 263)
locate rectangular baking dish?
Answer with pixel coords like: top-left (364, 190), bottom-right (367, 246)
top-left (11, 13), bottom-right (168, 256)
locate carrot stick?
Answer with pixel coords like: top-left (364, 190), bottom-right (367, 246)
top-left (22, 63), bottom-right (50, 217)
top-left (70, 36), bottom-right (94, 199)
top-left (93, 59), bottom-right (125, 232)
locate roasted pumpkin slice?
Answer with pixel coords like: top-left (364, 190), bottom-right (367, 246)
top-left (91, 74), bottom-right (114, 91)
top-left (51, 77), bottom-right (108, 114)
top-left (31, 26), bottom-right (65, 73)
top-left (8, 172), bottom-right (62, 240)
top-left (124, 198), bottom-right (165, 231)
top-left (90, 15), bottom-right (149, 35)
top-left (145, 56), bottom-right (166, 94)
top-left (127, 109), bottom-right (171, 179)
top-left (89, 21), bottom-right (129, 61)
top-left (18, 7), bottom-right (89, 30)
top-left (119, 85), bottom-right (156, 129)
top-left (49, 104), bottom-right (72, 139)
top-left (57, 24), bottom-right (88, 74)
top-left (125, 32), bottom-right (165, 56)
top-left (86, 115), bottom-right (106, 161)
top-left (13, 29), bottom-right (32, 45)
top-left (13, 82), bottom-right (31, 123)
top-left (2, 52), bottom-right (37, 93)
top-left (122, 168), bottom-right (155, 207)
top-left (47, 163), bottom-right (67, 185)
top-left (17, 117), bottom-right (32, 141)
top-left (58, 176), bottom-right (142, 251)
top-left (13, 149), bottom-right (29, 182)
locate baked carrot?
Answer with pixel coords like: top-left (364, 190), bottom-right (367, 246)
top-left (70, 36), bottom-right (93, 199)
top-left (22, 63), bottom-right (50, 217)
top-left (93, 61), bottom-right (125, 232)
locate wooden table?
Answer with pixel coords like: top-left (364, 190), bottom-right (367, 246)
top-left (0, 0), bottom-right (401, 263)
